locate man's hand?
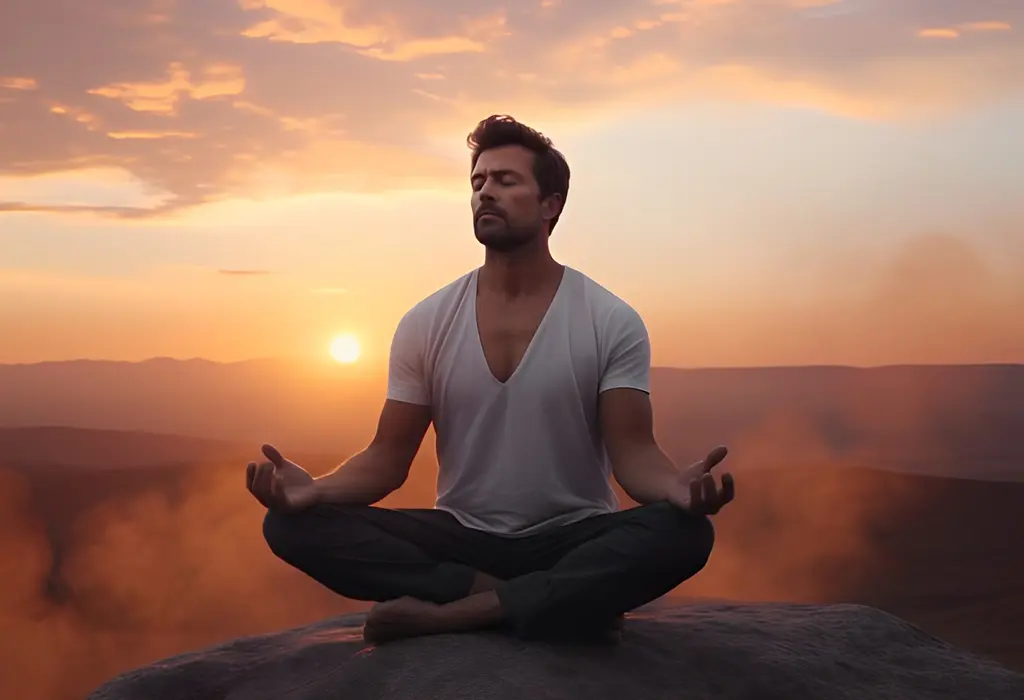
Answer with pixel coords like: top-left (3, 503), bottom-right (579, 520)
top-left (668, 445), bottom-right (735, 515)
top-left (246, 444), bottom-right (319, 512)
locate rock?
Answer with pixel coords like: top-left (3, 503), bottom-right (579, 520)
top-left (87, 603), bottom-right (1023, 700)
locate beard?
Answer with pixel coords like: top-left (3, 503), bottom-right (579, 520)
top-left (473, 214), bottom-right (541, 252)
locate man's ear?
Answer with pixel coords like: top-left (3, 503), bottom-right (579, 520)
top-left (540, 193), bottom-right (563, 223)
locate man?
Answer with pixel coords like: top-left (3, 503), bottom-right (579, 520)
top-left (246, 115), bottom-right (736, 644)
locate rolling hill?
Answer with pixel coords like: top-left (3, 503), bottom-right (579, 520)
top-left (1, 359), bottom-right (1021, 480)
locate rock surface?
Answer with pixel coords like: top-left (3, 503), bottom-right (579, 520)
top-left (88, 603), bottom-right (1024, 700)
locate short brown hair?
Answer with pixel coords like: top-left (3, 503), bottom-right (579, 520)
top-left (467, 115), bottom-right (571, 232)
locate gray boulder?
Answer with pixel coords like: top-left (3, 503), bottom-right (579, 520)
top-left (88, 603), bottom-right (1024, 700)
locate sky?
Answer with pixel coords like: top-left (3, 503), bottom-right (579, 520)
top-left (1, 0), bottom-right (1022, 368)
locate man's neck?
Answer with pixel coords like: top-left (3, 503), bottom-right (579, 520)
top-left (479, 244), bottom-right (563, 299)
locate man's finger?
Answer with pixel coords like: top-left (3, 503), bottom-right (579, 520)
top-left (701, 473), bottom-right (717, 509)
top-left (720, 472), bottom-right (736, 505)
top-left (262, 443), bottom-right (285, 467)
top-left (253, 461), bottom-right (274, 496)
top-left (246, 462), bottom-right (256, 491)
top-left (700, 470), bottom-right (716, 513)
top-left (702, 445), bottom-right (729, 473)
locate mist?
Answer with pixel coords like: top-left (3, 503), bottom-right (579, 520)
top-left (0, 460), bottom-right (349, 700)
top-left (0, 453), bottom-right (925, 700)
top-left (2, 362), bottom-right (1023, 699)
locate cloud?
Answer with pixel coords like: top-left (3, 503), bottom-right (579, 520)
top-left (0, 202), bottom-right (153, 218)
top-left (0, 0), bottom-right (1020, 217)
top-left (87, 62), bottom-right (246, 114)
top-left (0, 167), bottom-right (174, 209)
top-left (239, 0), bottom-right (509, 61)
top-left (918, 28), bottom-right (960, 39)
top-left (0, 76), bottom-right (38, 90)
top-left (919, 18), bottom-right (1014, 39)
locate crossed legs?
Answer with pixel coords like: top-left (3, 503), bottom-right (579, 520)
top-left (263, 501), bottom-right (714, 642)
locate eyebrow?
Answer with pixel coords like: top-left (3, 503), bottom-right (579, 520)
top-left (470, 168), bottom-right (520, 183)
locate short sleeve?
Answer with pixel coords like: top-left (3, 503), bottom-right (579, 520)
top-left (386, 309), bottom-right (431, 405)
top-left (599, 303), bottom-right (651, 394)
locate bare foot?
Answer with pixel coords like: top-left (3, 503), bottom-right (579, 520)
top-left (363, 597), bottom-right (446, 644)
top-left (364, 591), bottom-right (506, 643)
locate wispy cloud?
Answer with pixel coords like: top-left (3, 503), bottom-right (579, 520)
top-left (88, 62), bottom-right (246, 114)
top-left (0, 0), bottom-right (1020, 217)
top-left (0, 76), bottom-right (38, 90)
top-left (918, 18), bottom-right (1013, 39)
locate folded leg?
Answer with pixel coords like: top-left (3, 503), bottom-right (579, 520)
top-left (262, 504), bottom-right (498, 605)
top-left (496, 501), bottom-right (715, 638)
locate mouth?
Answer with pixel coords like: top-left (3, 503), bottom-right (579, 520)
top-left (476, 210), bottom-right (503, 222)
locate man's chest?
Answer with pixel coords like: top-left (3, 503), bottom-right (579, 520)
top-left (475, 299), bottom-right (553, 384)
top-left (428, 299), bottom-right (602, 428)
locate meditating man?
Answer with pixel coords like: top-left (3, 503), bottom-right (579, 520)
top-left (246, 115), bottom-right (736, 644)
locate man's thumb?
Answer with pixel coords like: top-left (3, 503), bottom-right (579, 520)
top-left (262, 443), bottom-right (286, 466)
top-left (702, 445), bottom-right (729, 472)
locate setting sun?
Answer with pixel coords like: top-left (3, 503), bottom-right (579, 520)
top-left (329, 334), bottom-right (361, 364)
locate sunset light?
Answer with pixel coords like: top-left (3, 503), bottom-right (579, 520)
top-left (329, 334), bottom-right (361, 364)
top-left (2, 2), bottom-right (1023, 698)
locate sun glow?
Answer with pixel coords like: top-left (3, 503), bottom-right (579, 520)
top-left (329, 334), bottom-right (361, 363)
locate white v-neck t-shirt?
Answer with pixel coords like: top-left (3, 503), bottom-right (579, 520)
top-left (386, 265), bottom-right (651, 536)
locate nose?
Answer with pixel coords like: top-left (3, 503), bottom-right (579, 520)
top-left (478, 176), bottom-right (499, 200)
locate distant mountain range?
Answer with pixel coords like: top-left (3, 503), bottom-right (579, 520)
top-left (1, 359), bottom-right (1022, 480)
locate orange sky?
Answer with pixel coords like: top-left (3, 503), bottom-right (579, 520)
top-left (1, 0), bottom-right (1022, 368)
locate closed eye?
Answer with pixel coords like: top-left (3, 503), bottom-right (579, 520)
top-left (470, 169), bottom-right (522, 190)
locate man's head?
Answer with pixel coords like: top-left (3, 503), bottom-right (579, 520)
top-left (467, 115), bottom-right (570, 253)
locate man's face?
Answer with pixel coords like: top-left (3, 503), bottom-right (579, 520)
top-left (470, 145), bottom-right (553, 252)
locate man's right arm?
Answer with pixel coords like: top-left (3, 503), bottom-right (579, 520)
top-left (311, 307), bottom-right (433, 506)
top-left (311, 399), bottom-right (432, 506)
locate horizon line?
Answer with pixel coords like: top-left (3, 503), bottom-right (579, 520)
top-left (1, 357), bottom-right (1021, 371)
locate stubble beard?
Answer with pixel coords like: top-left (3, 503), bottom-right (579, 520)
top-left (474, 218), bottom-right (541, 253)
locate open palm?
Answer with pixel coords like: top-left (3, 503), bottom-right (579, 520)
top-left (245, 444), bottom-right (318, 512)
top-left (669, 445), bottom-right (735, 515)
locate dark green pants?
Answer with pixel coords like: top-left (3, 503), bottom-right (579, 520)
top-left (262, 500), bottom-right (714, 639)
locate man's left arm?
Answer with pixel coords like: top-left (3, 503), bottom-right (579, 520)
top-left (601, 386), bottom-right (680, 504)
top-left (595, 304), bottom-right (677, 504)
top-left (598, 305), bottom-right (735, 512)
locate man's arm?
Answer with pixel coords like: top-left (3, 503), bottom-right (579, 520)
top-left (313, 307), bottom-right (433, 506)
top-left (594, 302), bottom-right (676, 503)
top-left (602, 388), bottom-right (678, 504)
top-left (312, 399), bottom-right (432, 506)
top-left (597, 303), bottom-right (734, 513)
